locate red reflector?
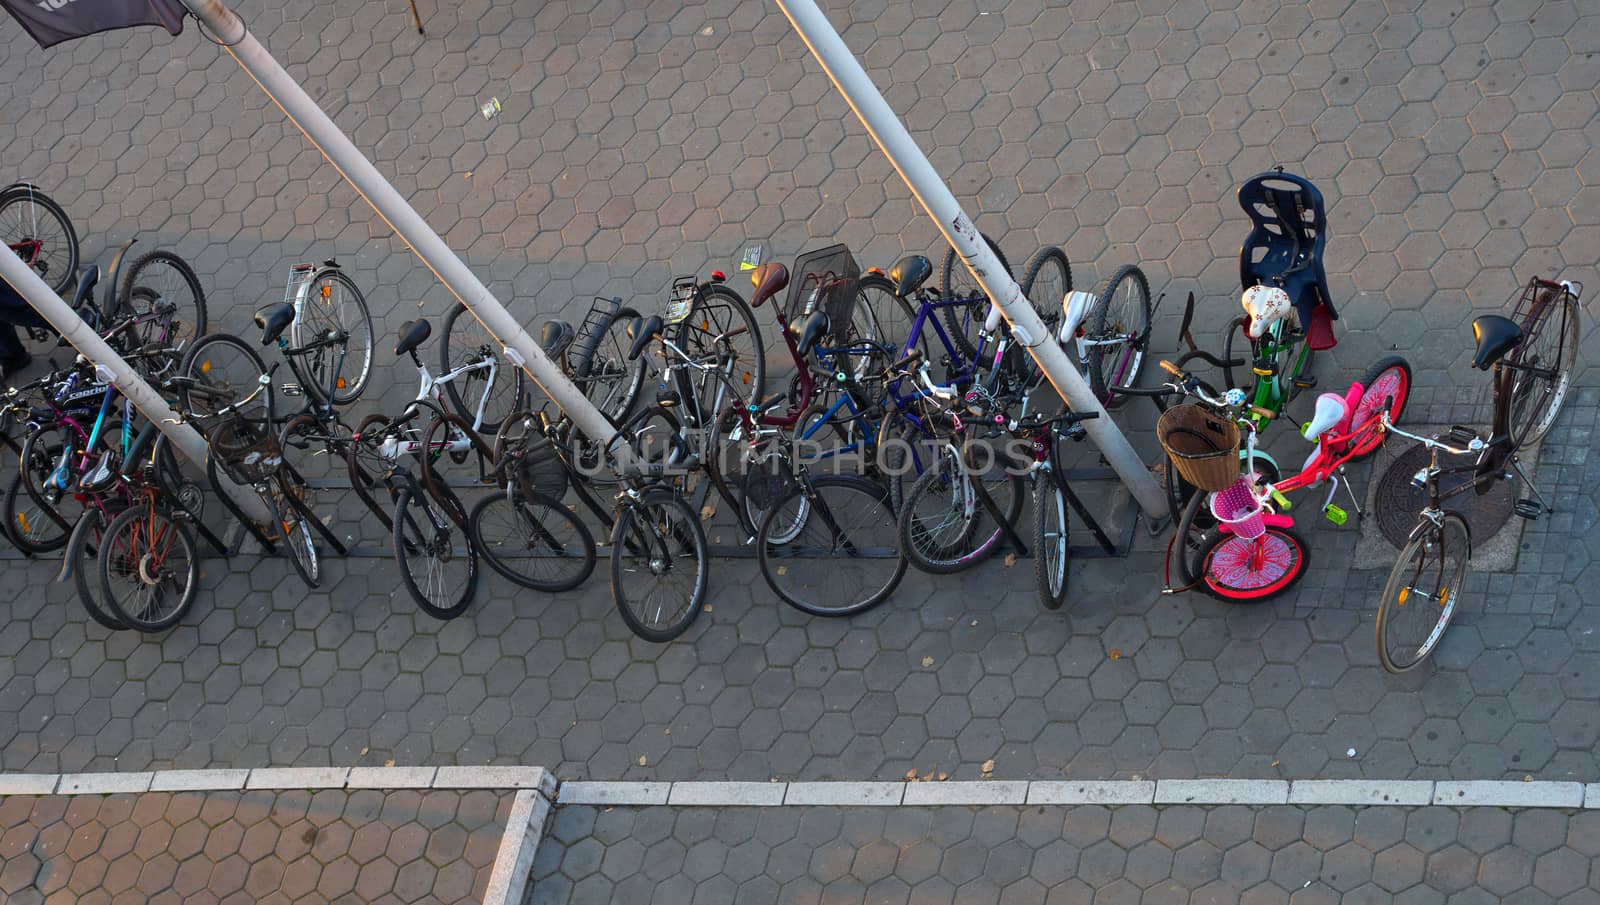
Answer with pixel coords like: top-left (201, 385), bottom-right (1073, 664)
top-left (711, 270), bottom-right (726, 281)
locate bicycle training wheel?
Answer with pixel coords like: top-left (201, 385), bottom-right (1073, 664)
top-left (1193, 525), bottom-right (1308, 603)
top-left (469, 490), bottom-right (597, 592)
top-left (759, 474), bottom-right (906, 617)
top-left (394, 485), bottom-right (479, 620)
top-left (1034, 473), bottom-right (1071, 611)
top-left (98, 503), bottom-right (200, 633)
top-left (1376, 512), bottom-right (1469, 673)
top-left (290, 267), bottom-right (373, 405)
top-left (0, 185), bottom-right (78, 294)
top-left (1507, 289), bottom-right (1578, 447)
top-left (440, 303), bottom-right (525, 434)
top-left (1086, 264), bottom-right (1152, 406)
top-left (610, 490), bottom-right (707, 642)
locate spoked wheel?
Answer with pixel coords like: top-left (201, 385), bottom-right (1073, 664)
top-left (348, 414), bottom-right (396, 531)
top-left (1376, 513), bottom-right (1469, 673)
top-left (1086, 264), bottom-right (1152, 406)
top-left (0, 185), bottom-right (78, 295)
top-left (1171, 458), bottom-right (1281, 590)
top-left (65, 508), bottom-right (127, 631)
top-left (1507, 290), bottom-right (1578, 447)
top-left (897, 446), bottom-right (1026, 574)
top-left (758, 475), bottom-right (906, 617)
top-left (1016, 246), bottom-right (1072, 387)
top-left (119, 250), bottom-right (209, 356)
top-left (737, 444), bottom-right (800, 544)
top-left (440, 303), bottom-right (525, 434)
top-left (853, 273), bottom-right (921, 361)
top-left (669, 283), bottom-right (766, 406)
top-left (175, 333), bottom-right (268, 422)
top-left (267, 474), bottom-right (321, 588)
top-left (574, 306), bottom-right (647, 425)
top-left (1193, 525), bottom-right (1308, 603)
top-left (98, 504), bottom-right (200, 633)
top-left (468, 490), bottom-right (597, 592)
top-left (610, 490), bottom-right (707, 642)
top-left (289, 268), bottom-right (373, 405)
top-left (6, 428), bottom-right (83, 554)
top-left (1034, 473), bottom-right (1070, 611)
top-left (393, 486), bottom-right (479, 620)
top-left (940, 233), bottom-right (1013, 361)
top-left (1349, 356), bottom-right (1412, 459)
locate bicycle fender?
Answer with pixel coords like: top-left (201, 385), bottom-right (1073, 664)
top-left (57, 512), bottom-right (96, 584)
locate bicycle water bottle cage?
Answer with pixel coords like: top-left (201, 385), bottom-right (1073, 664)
top-left (1238, 170), bottom-right (1337, 350)
top-left (1302, 393), bottom-right (1348, 442)
top-left (888, 255), bottom-right (932, 297)
top-left (747, 263), bottom-right (789, 309)
top-left (1470, 315), bottom-right (1523, 370)
top-left (255, 303), bottom-right (296, 347)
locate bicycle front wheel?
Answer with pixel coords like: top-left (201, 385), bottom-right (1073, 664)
top-left (270, 473), bottom-right (321, 588)
top-left (1376, 513), bottom-right (1469, 673)
top-left (469, 491), bottom-right (596, 592)
top-left (290, 267), bottom-right (373, 405)
top-left (119, 249), bottom-right (209, 355)
top-left (940, 233), bottom-right (1013, 360)
top-left (1507, 289), bottom-right (1578, 447)
top-left (176, 332), bottom-right (268, 422)
top-left (1087, 264), bottom-right (1152, 406)
top-left (1034, 473), bottom-right (1070, 611)
top-left (1017, 246), bottom-right (1072, 387)
top-left (758, 475), bottom-right (906, 617)
top-left (610, 490), bottom-right (707, 642)
top-left (897, 448), bottom-right (1025, 574)
top-left (1193, 524), bottom-right (1308, 603)
top-left (99, 503), bottom-right (199, 633)
top-left (66, 508), bottom-right (126, 631)
top-left (7, 427), bottom-right (82, 554)
top-left (348, 414), bottom-right (395, 530)
top-left (441, 303), bottom-right (525, 434)
top-left (394, 486), bottom-right (479, 620)
top-left (669, 282), bottom-right (766, 410)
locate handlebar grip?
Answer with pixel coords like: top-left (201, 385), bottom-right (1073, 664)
top-left (1159, 360), bottom-right (1182, 377)
top-left (1251, 405), bottom-right (1276, 421)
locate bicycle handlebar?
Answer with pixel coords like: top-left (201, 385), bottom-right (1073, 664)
top-left (1380, 412), bottom-right (1482, 456)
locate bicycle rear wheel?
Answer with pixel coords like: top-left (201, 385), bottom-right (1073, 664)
top-left (854, 273), bottom-right (921, 361)
top-left (669, 282), bottom-right (766, 414)
top-left (270, 472), bottom-right (321, 588)
top-left (1017, 246), bottom-right (1072, 386)
top-left (440, 303), bottom-right (525, 434)
top-left (610, 490), bottom-right (707, 642)
top-left (66, 508), bottom-right (127, 631)
top-left (759, 475), bottom-right (906, 617)
top-left (469, 490), bottom-right (596, 592)
top-left (1507, 290), bottom-right (1578, 447)
top-left (7, 427), bottom-right (81, 554)
top-left (290, 267), bottom-right (373, 405)
top-left (1034, 473), bottom-right (1070, 611)
top-left (175, 332), bottom-right (268, 422)
top-left (0, 186), bottom-right (78, 295)
top-left (940, 233), bottom-right (1013, 360)
top-left (348, 414), bottom-right (395, 530)
top-left (574, 306), bottom-right (646, 425)
top-left (897, 446), bottom-right (1025, 574)
top-left (119, 249), bottom-right (208, 356)
top-left (1349, 356), bottom-right (1412, 459)
top-left (1087, 264), bottom-right (1152, 406)
top-left (1376, 513), bottom-right (1469, 673)
top-left (99, 503), bottom-right (199, 633)
top-left (394, 485), bottom-right (479, 620)
top-left (1193, 525), bottom-right (1308, 602)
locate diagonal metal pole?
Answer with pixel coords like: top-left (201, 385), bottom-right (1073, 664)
top-left (772, 0), bottom-right (1166, 517)
top-left (179, 0), bottom-right (619, 449)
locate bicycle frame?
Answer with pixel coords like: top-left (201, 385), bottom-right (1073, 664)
top-left (377, 357), bottom-right (499, 462)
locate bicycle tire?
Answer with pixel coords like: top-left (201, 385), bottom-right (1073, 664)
top-left (175, 332), bottom-right (268, 422)
top-left (897, 446), bottom-right (1026, 574)
top-left (1349, 356), bottom-right (1413, 459)
top-left (440, 303), bottom-right (525, 434)
top-left (758, 474), bottom-right (906, 617)
top-left (347, 413), bottom-right (396, 531)
top-left (738, 440), bottom-right (801, 544)
top-left (119, 249), bottom-right (209, 355)
top-left (1376, 512), bottom-right (1469, 673)
top-left (65, 508), bottom-right (127, 631)
top-left (1507, 291), bottom-right (1577, 447)
top-left (668, 282), bottom-right (766, 419)
top-left (939, 233), bottom-right (1013, 361)
top-left (854, 273), bottom-right (923, 361)
top-left (1192, 524), bottom-right (1309, 603)
top-left (0, 186), bottom-right (78, 295)
top-left (289, 267), bottom-right (373, 406)
top-left (1016, 246), bottom-right (1073, 386)
top-left (98, 502), bottom-right (200, 633)
top-left (1034, 472), bottom-right (1071, 611)
top-left (611, 489), bottom-right (707, 642)
top-left (574, 305), bottom-right (646, 426)
top-left (271, 471), bottom-right (321, 588)
top-left (7, 427), bottom-right (79, 554)
top-left (394, 485), bottom-right (479, 620)
top-left (1087, 264), bottom-right (1153, 406)
top-left (469, 490), bottom-right (597, 592)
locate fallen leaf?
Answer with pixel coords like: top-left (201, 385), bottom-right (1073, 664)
top-left (638, 755), bottom-right (647, 766)
top-left (970, 619), bottom-right (978, 626)
top-left (664, 728), bottom-right (671, 736)
top-left (359, 746), bottom-right (369, 756)
top-left (1004, 553), bottom-right (1017, 567)
top-left (385, 759), bottom-right (395, 768)
top-left (1108, 649), bottom-right (1123, 660)
top-left (701, 505), bottom-right (716, 520)
top-left (1271, 760), bottom-right (1280, 767)
top-left (905, 769), bottom-right (918, 782)
top-left (981, 759), bottom-right (996, 775)
top-left (776, 565), bottom-right (787, 576)
top-left (937, 772), bottom-right (948, 781)
top-left (703, 604), bottom-right (712, 613)
top-left (921, 656), bottom-right (935, 667)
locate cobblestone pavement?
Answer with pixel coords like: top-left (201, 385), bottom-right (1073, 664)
top-left (531, 804), bottom-right (1600, 905)
top-left (0, 790), bottom-right (508, 903)
top-left (3, 0), bottom-right (1600, 789)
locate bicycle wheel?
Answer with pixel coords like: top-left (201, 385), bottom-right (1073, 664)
top-left (1192, 524), bottom-right (1309, 603)
top-left (610, 489), bottom-right (707, 642)
top-left (854, 273), bottom-right (922, 361)
top-left (175, 332), bottom-right (268, 422)
top-left (574, 306), bottom-right (646, 425)
top-left (66, 508), bottom-right (127, 631)
top-left (1086, 264), bottom-right (1152, 406)
top-left (1507, 290), bottom-right (1578, 447)
top-left (738, 442), bottom-right (800, 544)
top-left (119, 250), bottom-right (208, 355)
top-left (758, 474), bottom-right (905, 616)
top-left (393, 485), bottom-right (478, 620)
top-left (1349, 356), bottom-right (1413, 459)
top-left (1034, 472), bottom-right (1071, 611)
top-left (290, 267), bottom-right (373, 406)
top-left (348, 414), bottom-right (395, 530)
top-left (440, 303), bottom-right (525, 434)
top-left (897, 445), bottom-right (1026, 574)
top-left (940, 233), bottom-right (1013, 360)
top-left (270, 472), bottom-right (321, 588)
top-left (877, 411), bottom-right (933, 515)
top-left (1376, 512), bottom-right (1469, 673)
top-left (99, 503), bottom-right (199, 633)
top-left (669, 282), bottom-right (766, 408)
top-left (6, 427), bottom-right (81, 554)
top-left (469, 490), bottom-right (596, 592)
top-left (0, 186), bottom-right (78, 295)
top-left (1017, 246), bottom-right (1072, 386)
top-left (1170, 458), bottom-right (1281, 590)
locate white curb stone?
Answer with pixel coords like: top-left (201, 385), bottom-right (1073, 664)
top-left (246, 767), bottom-right (350, 790)
top-left (1154, 779), bottom-right (1289, 805)
top-left (1585, 784), bottom-right (1600, 809)
top-left (558, 782), bottom-right (672, 806)
top-left (1289, 780), bottom-right (1434, 806)
top-left (347, 766), bottom-right (438, 789)
top-left (483, 788), bottom-right (553, 905)
top-left (902, 782), bottom-right (1028, 806)
top-left (667, 782), bottom-right (787, 806)
top-left (57, 772), bottom-right (154, 795)
top-left (784, 782), bottom-right (905, 806)
top-left (1027, 781), bottom-right (1156, 805)
top-left (149, 770), bottom-right (251, 792)
top-left (434, 766), bottom-right (554, 795)
top-left (1432, 781), bottom-right (1584, 808)
top-left (0, 774), bottom-right (58, 795)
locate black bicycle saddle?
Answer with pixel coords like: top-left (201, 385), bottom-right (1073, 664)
top-left (889, 255), bottom-right (932, 297)
top-left (1470, 314), bottom-right (1522, 370)
top-left (254, 303), bottom-right (296, 346)
top-left (794, 309), bottom-right (830, 357)
top-left (394, 318), bottom-right (432, 356)
top-left (539, 319), bottom-right (577, 360)
top-left (627, 314), bottom-right (664, 360)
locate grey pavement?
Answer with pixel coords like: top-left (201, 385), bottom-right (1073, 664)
top-left (530, 803), bottom-right (1600, 905)
top-left (2, 0), bottom-right (1600, 797)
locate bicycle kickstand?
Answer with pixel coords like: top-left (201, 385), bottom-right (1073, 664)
top-left (1508, 456), bottom-right (1555, 517)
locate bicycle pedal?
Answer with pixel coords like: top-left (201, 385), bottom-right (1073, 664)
top-left (280, 383), bottom-right (305, 398)
top-left (1447, 425), bottom-right (1478, 444)
top-left (1292, 375), bottom-right (1317, 389)
top-left (1323, 504), bottom-right (1347, 526)
top-left (1513, 499), bottom-right (1542, 520)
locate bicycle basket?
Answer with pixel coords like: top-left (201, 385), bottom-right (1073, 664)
top-left (785, 244), bottom-right (860, 342)
top-left (1157, 403), bottom-right (1240, 492)
top-left (1510, 276), bottom-right (1564, 348)
top-left (206, 415), bottom-right (282, 484)
top-left (500, 426), bottom-right (570, 498)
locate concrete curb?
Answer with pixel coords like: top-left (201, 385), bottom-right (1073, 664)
top-left (483, 787), bottom-right (554, 905)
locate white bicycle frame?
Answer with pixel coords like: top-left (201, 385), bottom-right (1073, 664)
top-left (377, 356), bottom-right (499, 463)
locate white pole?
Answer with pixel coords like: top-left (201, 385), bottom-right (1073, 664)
top-left (772, 0), bottom-right (1166, 517)
top-left (179, 0), bottom-right (620, 448)
top-left (0, 247), bottom-right (271, 522)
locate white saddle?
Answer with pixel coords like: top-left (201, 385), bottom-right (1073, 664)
top-left (1242, 284), bottom-right (1293, 339)
top-left (1303, 392), bottom-right (1347, 442)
